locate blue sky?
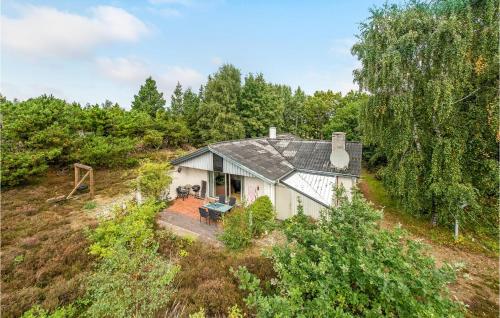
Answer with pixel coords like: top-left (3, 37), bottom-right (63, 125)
top-left (1, 0), bottom-right (389, 108)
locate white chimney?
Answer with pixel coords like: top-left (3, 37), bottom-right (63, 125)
top-left (330, 132), bottom-right (349, 169)
top-left (269, 127), bottom-right (277, 139)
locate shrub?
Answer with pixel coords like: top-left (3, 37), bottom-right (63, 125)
top-left (134, 161), bottom-right (173, 200)
top-left (235, 192), bottom-right (465, 317)
top-left (85, 246), bottom-right (178, 318)
top-left (219, 208), bottom-right (252, 250)
top-left (219, 196), bottom-right (276, 250)
top-left (1, 150), bottom-right (51, 187)
top-left (143, 129), bottom-right (164, 149)
top-left (72, 135), bottom-right (136, 168)
top-left (83, 201), bottom-right (97, 210)
top-left (247, 196), bottom-right (275, 237)
top-left (88, 200), bottom-right (163, 258)
top-left (21, 304), bottom-right (76, 318)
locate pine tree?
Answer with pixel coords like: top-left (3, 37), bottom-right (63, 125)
top-left (170, 82), bottom-right (183, 116)
top-left (131, 77), bottom-right (166, 117)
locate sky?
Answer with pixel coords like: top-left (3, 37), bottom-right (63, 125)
top-left (1, 0), bottom-right (389, 108)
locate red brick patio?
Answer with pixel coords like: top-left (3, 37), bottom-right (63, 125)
top-left (165, 196), bottom-right (210, 220)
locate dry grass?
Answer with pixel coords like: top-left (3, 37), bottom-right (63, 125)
top-left (156, 230), bottom-right (276, 317)
top-left (359, 169), bottom-right (499, 318)
top-left (1, 167), bottom-right (136, 317)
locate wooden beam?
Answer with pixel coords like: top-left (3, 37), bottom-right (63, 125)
top-left (74, 165), bottom-right (80, 187)
top-left (74, 163), bottom-right (93, 170)
top-left (67, 171), bottom-right (90, 199)
top-left (89, 169), bottom-right (94, 198)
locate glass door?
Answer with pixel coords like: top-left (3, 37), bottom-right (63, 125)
top-left (214, 172), bottom-right (226, 196)
top-left (229, 175), bottom-right (243, 202)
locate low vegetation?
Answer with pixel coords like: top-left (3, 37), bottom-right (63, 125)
top-left (235, 192), bottom-right (465, 317)
top-left (219, 196), bottom-right (276, 250)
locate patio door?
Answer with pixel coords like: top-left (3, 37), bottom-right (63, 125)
top-left (228, 174), bottom-right (243, 202)
top-left (214, 172), bottom-right (226, 196)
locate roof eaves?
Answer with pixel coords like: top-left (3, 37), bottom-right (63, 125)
top-left (170, 147), bottom-right (209, 165)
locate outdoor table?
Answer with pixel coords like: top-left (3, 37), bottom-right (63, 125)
top-left (202, 202), bottom-right (232, 214)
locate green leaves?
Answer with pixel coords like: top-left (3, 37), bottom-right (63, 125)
top-left (235, 193), bottom-right (465, 317)
top-left (131, 76), bottom-right (166, 117)
top-left (353, 0), bottom-right (498, 229)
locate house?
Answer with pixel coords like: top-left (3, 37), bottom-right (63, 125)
top-left (169, 127), bottom-right (362, 220)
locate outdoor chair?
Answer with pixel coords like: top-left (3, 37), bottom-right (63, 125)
top-left (198, 207), bottom-right (209, 224)
top-left (228, 196), bottom-right (236, 207)
top-left (208, 208), bottom-right (221, 224)
top-left (176, 186), bottom-right (188, 201)
top-left (218, 194), bottom-right (226, 204)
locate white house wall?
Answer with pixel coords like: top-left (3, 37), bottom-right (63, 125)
top-left (275, 184), bottom-right (326, 220)
top-left (178, 152), bottom-right (213, 171)
top-left (169, 166), bottom-right (208, 199)
top-left (244, 176), bottom-right (266, 204)
top-left (222, 159), bottom-right (255, 177)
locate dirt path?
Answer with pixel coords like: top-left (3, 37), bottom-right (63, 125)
top-left (359, 179), bottom-right (499, 318)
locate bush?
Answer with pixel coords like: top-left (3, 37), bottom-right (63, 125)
top-left (85, 200), bottom-right (178, 317)
top-left (88, 200), bottom-right (163, 258)
top-left (247, 196), bottom-right (275, 237)
top-left (219, 196), bottom-right (276, 250)
top-left (85, 246), bottom-right (178, 318)
top-left (73, 136), bottom-right (136, 168)
top-left (1, 150), bottom-right (50, 187)
top-left (219, 208), bottom-right (253, 250)
top-left (21, 304), bottom-right (76, 318)
top-left (142, 129), bottom-right (164, 149)
top-left (134, 161), bottom-right (173, 200)
top-left (235, 192), bottom-right (465, 317)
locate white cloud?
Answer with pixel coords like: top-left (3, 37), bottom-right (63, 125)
top-left (96, 57), bottom-right (150, 84)
top-left (148, 0), bottom-right (193, 6)
top-left (211, 56), bottom-right (223, 66)
top-left (1, 5), bottom-right (148, 59)
top-left (158, 66), bottom-right (204, 96)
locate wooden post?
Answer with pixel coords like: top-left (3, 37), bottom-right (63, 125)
top-left (89, 169), bottom-right (94, 199)
top-left (74, 165), bottom-right (80, 188)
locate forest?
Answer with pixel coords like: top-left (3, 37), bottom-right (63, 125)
top-left (1, 0), bottom-right (499, 317)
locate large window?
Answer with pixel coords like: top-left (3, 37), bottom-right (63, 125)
top-left (213, 154), bottom-right (223, 172)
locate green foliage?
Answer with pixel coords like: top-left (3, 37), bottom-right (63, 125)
top-left (135, 161), bottom-right (173, 200)
top-left (239, 73), bottom-right (284, 137)
top-left (89, 200), bottom-right (164, 258)
top-left (219, 196), bottom-right (275, 250)
top-left (72, 135), bottom-right (137, 167)
top-left (235, 193), bottom-right (465, 317)
top-left (21, 304), bottom-right (76, 318)
top-left (189, 308), bottom-right (206, 318)
top-left (322, 91), bottom-right (368, 141)
top-left (302, 90), bottom-right (341, 139)
top-left (131, 76), bottom-right (166, 117)
top-left (83, 201), bottom-right (97, 210)
top-left (85, 246), bottom-right (178, 318)
top-left (247, 195), bottom-right (275, 236)
top-left (352, 0), bottom-right (499, 229)
top-left (142, 129), bottom-right (164, 149)
top-left (219, 208), bottom-right (253, 250)
top-left (86, 200), bottom-right (178, 317)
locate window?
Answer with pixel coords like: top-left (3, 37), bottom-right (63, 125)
top-left (213, 154), bottom-right (223, 172)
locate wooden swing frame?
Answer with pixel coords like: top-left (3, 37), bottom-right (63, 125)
top-left (67, 163), bottom-right (94, 199)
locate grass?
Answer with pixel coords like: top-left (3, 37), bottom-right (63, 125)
top-left (360, 169), bottom-right (498, 257)
top-left (155, 229), bottom-right (276, 317)
top-left (83, 201), bottom-right (97, 210)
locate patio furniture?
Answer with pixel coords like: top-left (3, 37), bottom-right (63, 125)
top-left (218, 194), bottom-right (226, 204)
top-left (228, 196), bottom-right (236, 207)
top-left (184, 184), bottom-right (192, 196)
top-left (208, 208), bottom-right (221, 224)
top-left (199, 180), bottom-right (207, 199)
top-left (176, 186), bottom-right (188, 200)
top-left (202, 202), bottom-right (233, 214)
top-left (192, 185), bottom-right (201, 198)
top-left (198, 207), bottom-right (209, 224)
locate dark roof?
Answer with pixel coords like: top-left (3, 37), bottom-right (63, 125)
top-left (210, 138), bottom-right (294, 181)
top-left (172, 136), bottom-right (362, 180)
top-left (268, 139), bottom-right (362, 176)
